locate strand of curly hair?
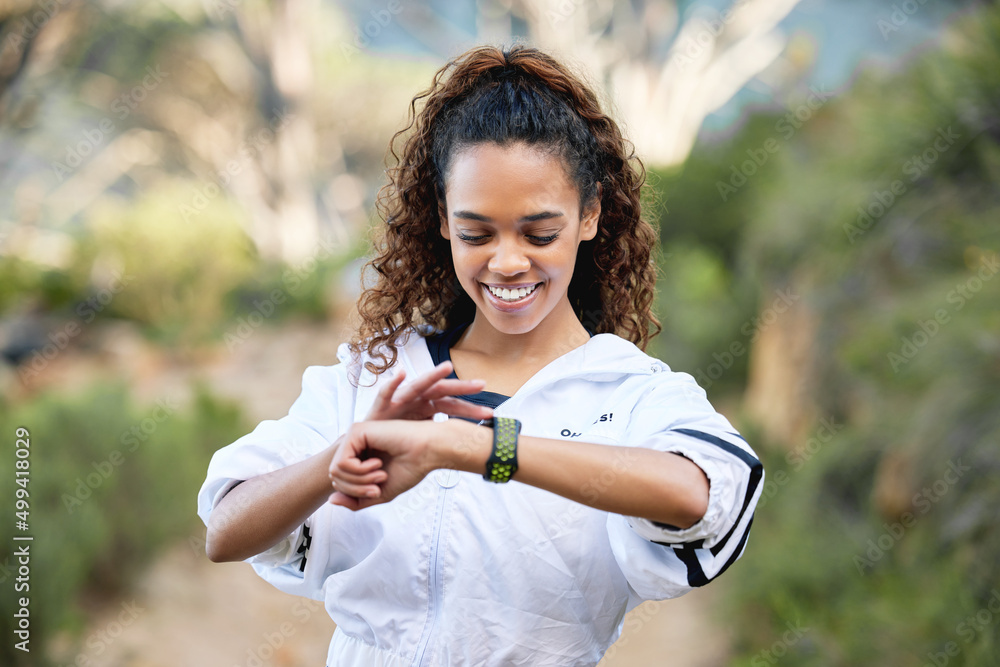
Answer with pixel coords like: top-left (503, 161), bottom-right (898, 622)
top-left (348, 44), bottom-right (661, 384)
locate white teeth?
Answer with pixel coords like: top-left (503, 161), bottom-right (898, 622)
top-left (487, 284), bottom-right (537, 301)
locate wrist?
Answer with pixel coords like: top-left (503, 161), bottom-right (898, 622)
top-left (434, 419), bottom-right (492, 474)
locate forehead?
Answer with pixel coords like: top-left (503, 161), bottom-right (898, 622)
top-left (444, 142), bottom-right (578, 207)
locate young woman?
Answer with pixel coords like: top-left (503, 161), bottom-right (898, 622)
top-left (199, 43), bottom-right (763, 666)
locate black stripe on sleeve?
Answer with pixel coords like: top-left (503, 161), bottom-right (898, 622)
top-left (674, 544), bottom-right (709, 587)
top-left (712, 516), bottom-right (754, 581)
top-left (296, 523), bottom-right (312, 572)
top-left (659, 519), bottom-right (753, 588)
top-left (670, 428), bottom-right (762, 558)
top-left (672, 428), bottom-right (760, 470)
top-left (647, 428), bottom-right (762, 586)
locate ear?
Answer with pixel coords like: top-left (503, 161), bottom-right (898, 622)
top-left (580, 182), bottom-right (601, 242)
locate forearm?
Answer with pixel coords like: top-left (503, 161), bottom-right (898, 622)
top-left (442, 420), bottom-right (709, 528)
top-left (205, 444), bottom-right (336, 563)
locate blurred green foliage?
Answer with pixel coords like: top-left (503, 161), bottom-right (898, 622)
top-left (646, 113), bottom-right (781, 393)
top-left (1, 183), bottom-right (358, 347)
top-left (0, 257), bottom-right (79, 315)
top-left (673, 5), bottom-right (1000, 665)
top-left (72, 185), bottom-right (259, 343)
top-left (224, 236), bottom-right (365, 327)
top-left (0, 381), bottom-right (249, 667)
top-left (0, 1), bottom-right (997, 663)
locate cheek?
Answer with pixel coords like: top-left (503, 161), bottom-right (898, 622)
top-left (543, 245), bottom-right (577, 278)
top-left (450, 245), bottom-right (482, 281)
top-left (450, 243), bottom-right (468, 266)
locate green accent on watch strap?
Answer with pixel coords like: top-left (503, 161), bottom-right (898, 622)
top-left (483, 416), bottom-right (521, 483)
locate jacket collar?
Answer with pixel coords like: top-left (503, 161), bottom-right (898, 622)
top-left (407, 327), bottom-right (662, 388)
top-left (342, 326), bottom-right (664, 392)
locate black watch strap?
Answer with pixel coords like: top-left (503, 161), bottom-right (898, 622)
top-left (481, 416), bottom-right (521, 483)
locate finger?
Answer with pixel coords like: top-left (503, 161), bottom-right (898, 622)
top-left (329, 434), bottom-right (378, 478)
top-left (372, 369), bottom-right (407, 408)
top-left (331, 478), bottom-right (382, 499)
top-left (329, 491), bottom-right (362, 510)
top-left (431, 396), bottom-right (494, 419)
top-left (395, 361), bottom-right (454, 402)
top-left (332, 468), bottom-right (387, 487)
top-left (420, 379), bottom-right (487, 400)
top-left (330, 492), bottom-right (380, 512)
top-left (336, 455), bottom-right (383, 475)
top-left (430, 397), bottom-right (495, 420)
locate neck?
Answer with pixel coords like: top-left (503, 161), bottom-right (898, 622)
top-left (456, 298), bottom-right (591, 364)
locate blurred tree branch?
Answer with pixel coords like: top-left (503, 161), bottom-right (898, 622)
top-left (502, 0), bottom-right (805, 166)
top-left (1, 0), bottom-right (809, 269)
top-left (0, 0), bottom-right (66, 117)
top-left (0, 0), bottom-right (368, 265)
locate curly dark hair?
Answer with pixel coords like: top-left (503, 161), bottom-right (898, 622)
top-left (349, 43), bottom-right (661, 382)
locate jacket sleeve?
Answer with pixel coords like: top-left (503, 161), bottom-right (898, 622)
top-left (606, 369), bottom-right (763, 600)
top-left (196, 347), bottom-right (357, 600)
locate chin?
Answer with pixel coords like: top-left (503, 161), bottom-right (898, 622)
top-left (480, 312), bottom-right (541, 336)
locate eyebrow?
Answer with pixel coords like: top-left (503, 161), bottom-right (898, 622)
top-left (452, 210), bottom-right (564, 223)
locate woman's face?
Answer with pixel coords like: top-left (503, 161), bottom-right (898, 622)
top-left (439, 141), bottom-right (599, 336)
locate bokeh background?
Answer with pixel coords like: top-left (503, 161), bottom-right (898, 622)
top-left (1, 0), bottom-right (998, 665)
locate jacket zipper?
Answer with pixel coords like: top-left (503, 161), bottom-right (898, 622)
top-left (412, 483), bottom-right (449, 666)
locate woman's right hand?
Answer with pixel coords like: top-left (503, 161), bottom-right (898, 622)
top-left (364, 361), bottom-right (494, 423)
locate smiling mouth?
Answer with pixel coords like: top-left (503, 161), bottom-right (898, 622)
top-left (484, 283), bottom-right (540, 302)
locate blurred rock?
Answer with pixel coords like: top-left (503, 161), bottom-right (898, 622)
top-left (0, 308), bottom-right (51, 366)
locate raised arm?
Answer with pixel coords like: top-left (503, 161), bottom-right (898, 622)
top-left (204, 361), bottom-right (493, 563)
top-left (327, 419), bottom-right (710, 529)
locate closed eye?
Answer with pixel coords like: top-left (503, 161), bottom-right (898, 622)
top-left (455, 232), bottom-right (560, 245)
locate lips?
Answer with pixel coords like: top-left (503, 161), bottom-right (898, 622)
top-left (480, 281), bottom-right (542, 312)
top-left (485, 283), bottom-right (538, 301)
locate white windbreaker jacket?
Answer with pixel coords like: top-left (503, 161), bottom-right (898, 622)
top-left (197, 326), bottom-right (763, 666)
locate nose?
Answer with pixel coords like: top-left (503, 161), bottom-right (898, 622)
top-left (488, 237), bottom-right (531, 276)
